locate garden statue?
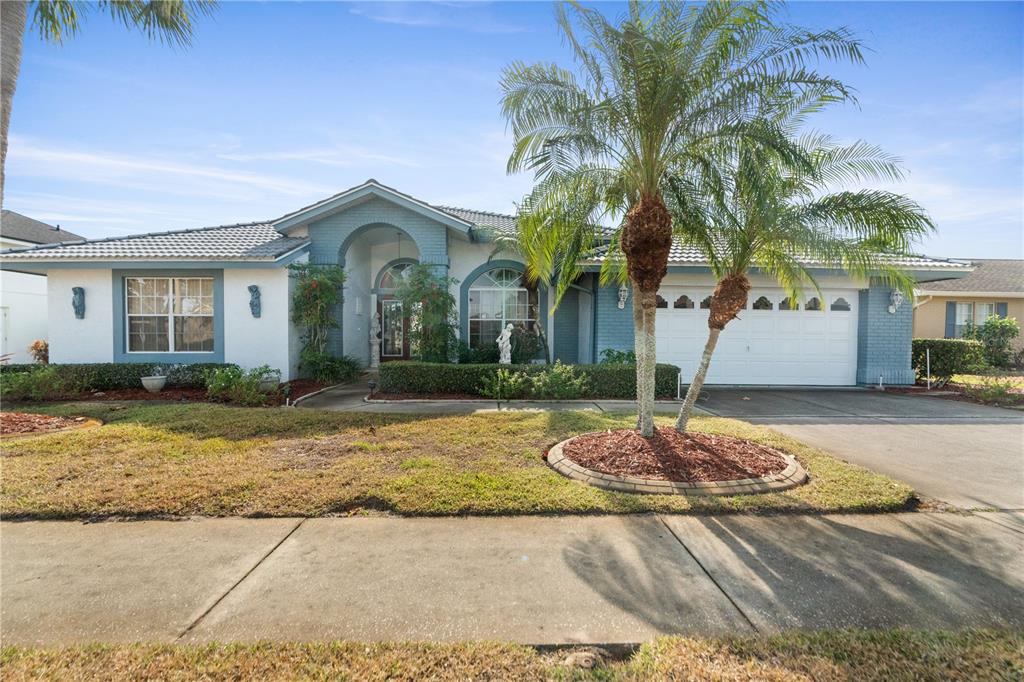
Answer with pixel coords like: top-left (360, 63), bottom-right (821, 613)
top-left (248, 285), bottom-right (261, 318)
top-left (370, 311), bottom-right (381, 367)
top-left (497, 323), bottom-right (514, 364)
top-left (71, 287), bottom-right (85, 319)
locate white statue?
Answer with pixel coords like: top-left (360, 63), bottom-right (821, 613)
top-left (496, 323), bottom-right (514, 364)
top-left (370, 311), bottom-right (381, 368)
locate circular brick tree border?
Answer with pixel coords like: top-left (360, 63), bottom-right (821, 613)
top-left (546, 434), bottom-right (808, 496)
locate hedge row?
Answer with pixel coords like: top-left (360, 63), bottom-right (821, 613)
top-left (0, 363), bottom-right (236, 390)
top-left (911, 339), bottom-right (986, 383)
top-left (379, 361), bottom-right (681, 399)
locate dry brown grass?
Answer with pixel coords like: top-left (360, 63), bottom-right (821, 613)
top-left (0, 403), bottom-right (915, 518)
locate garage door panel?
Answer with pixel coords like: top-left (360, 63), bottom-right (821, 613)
top-left (656, 287), bottom-right (859, 386)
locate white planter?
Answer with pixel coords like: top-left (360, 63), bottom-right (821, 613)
top-left (141, 376), bottom-right (167, 394)
top-left (259, 376), bottom-right (280, 393)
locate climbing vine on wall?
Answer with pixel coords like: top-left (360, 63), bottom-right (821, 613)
top-left (289, 263), bottom-right (347, 372)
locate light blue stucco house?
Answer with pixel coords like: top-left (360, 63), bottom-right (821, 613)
top-left (0, 179), bottom-right (970, 384)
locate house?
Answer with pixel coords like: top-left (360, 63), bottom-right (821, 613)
top-left (914, 259), bottom-right (1024, 349)
top-left (0, 179), bottom-right (970, 384)
top-left (1, 211), bottom-right (84, 363)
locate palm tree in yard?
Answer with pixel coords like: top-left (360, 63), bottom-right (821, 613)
top-left (502, 0), bottom-right (865, 436)
top-left (0, 1), bottom-right (216, 207)
top-left (671, 132), bottom-right (934, 432)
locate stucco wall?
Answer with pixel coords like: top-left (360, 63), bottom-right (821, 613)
top-left (343, 239), bottom-right (372, 366)
top-left (0, 270), bottom-right (48, 362)
top-left (47, 269), bottom-right (113, 363)
top-left (914, 295), bottom-right (1024, 350)
top-left (223, 268), bottom-right (294, 379)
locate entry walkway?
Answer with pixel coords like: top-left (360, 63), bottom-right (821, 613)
top-left (3, 513), bottom-right (1021, 645)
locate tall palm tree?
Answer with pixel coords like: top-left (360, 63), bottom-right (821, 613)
top-left (0, 0), bottom-right (216, 207)
top-left (671, 132), bottom-right (934, 432)
top-left (501, 0), bottom-right (864, 436)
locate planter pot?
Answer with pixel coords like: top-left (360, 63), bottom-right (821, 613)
top-left (141, 376), bottom-right (167, 394)
top-left (259, 376), bottom-right (280, 393)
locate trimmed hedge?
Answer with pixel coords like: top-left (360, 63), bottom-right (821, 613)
top-left (0, 362), bottom-right (237, 390)
top-left (911, 339), bottom-right (986, 384)
top-left (379, 361), bottom-right (680, 399)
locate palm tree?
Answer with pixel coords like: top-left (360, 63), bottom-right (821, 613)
top-left (501, 0), bottom-right (864, 436)
top-left (671, 132), bottom-right (934, 432)
top-left (0, 0), bottom-right (216, 207)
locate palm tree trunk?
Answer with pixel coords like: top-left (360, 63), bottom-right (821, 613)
top-left (675, 327), bottom-right (721, 432)
top-left (632, 282), bottom-right (657, 437)
top-left (0, 1), bottom-right (27, 210)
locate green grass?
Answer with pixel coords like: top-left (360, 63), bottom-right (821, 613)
top-left (952, 372), bottom-right (1024, 388)
top-left (0, 402), bottom-right (915, 518)
top-left (2, 630), bottom-right (1019, 681)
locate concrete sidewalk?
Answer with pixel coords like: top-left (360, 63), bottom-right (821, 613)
top-left (3, 513), bottom-right (1021, 646)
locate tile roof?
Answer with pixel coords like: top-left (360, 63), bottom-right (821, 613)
top-left (434, 206), bottom-right (518, 234)
top-left (1, 210), bottom-right (84, 245)
top-left (917, 259), bottom-right (1023, 293)
top-left (584, 238), bottom-right (971, 270)
top-left (0, 222), bottom-right (308, 261)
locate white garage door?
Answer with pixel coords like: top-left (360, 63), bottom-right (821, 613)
top-left (656, 287), bottom-right (859, 385)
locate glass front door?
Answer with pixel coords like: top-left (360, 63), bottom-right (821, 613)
top-left (379, 298), bottom-right (408, 359)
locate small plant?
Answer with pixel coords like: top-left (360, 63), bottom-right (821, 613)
top-left (394, 264), bottom-right (459, 363)
top-left (205, 365), bottom-right (275, 406)
top-left (479, 368), bottom-right (530, 400)
top-left (0, 365), bottom-right (84, 401)
top-left (299, 350), bottom-right (361, 383)
top-left (510, 327), bottom-right (543, 364)
top-left (599, 348), bottom-right (636, 364)
top-left (28, 340), bottom-right (49, 364)
top-left (961, 377), bottom-right (1022, 407)
top-left (457, 342), bottom-right (499, 364)
top-left (966, 316), bottom-right (1020, 367)
top-left (528, 361), bottom-right (589, 399)
top-left (911, 339), bottom-right (986, 388)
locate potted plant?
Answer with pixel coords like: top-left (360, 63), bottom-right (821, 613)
top-left (259, 367), bottom-right (281, 393)
top-left (141, 366), bottom-right (167, 394)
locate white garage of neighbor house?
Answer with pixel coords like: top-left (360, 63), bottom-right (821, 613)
top-left (0, 179), bottom-right (970, 385)
top-left (0, 210), bottom-right (84, 363)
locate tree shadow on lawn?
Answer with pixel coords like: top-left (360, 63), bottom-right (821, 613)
top-left (563, 513), bottom-right (1024, 634)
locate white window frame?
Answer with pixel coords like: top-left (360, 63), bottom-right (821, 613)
top-left (125, 277), bottom-right (215, 354)
top-left (954, 302), bottom-right (974, 338)
top-left (468, 269), bottom-right (537, 349)
top-left (975, 302), bottom-right (996, 324)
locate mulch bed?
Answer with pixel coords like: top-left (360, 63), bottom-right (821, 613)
top-left (13, 380), bottom-right (332, 406)
top-left (1, 412), bottom-right (88, 436)
top-left (561, 426), bottom-right (788, 482)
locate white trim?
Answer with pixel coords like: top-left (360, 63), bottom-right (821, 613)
top-left (915, 290), bottom-right (1022, 298)
top-left (124, 277), bottom-right (215, 354)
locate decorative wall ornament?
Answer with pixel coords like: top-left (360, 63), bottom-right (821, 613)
top-left (888, 289), bottom-right (904, 315)
top-left (248, 285), bottom-right (261, 318)
top-left (617, 283), bottom-right (629, 310)
top-left (370, 311), bottom-right (381, 368)
top-left (71, 287), bottom-right (85, 319)
top-left (496, 323), bottom-right (514, 364)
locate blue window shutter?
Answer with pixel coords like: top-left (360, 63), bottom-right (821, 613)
top-left (944, 301), bottom-right (956, 338)
top-left (996, 302), bottom-right (1008, 318)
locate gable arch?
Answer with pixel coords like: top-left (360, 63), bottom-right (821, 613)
top-left (337, 222), bottom-right (420, 268)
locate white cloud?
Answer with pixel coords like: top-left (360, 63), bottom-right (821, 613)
top-left (218, 147), bottom-right (421, 168)
top-left (348, 2), bottom-right (529, 35)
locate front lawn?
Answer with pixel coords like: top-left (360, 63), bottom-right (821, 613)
top-left (0, 403), bottom-right (914, 518)
top-left (3, 630), bottom-right (1020, 681)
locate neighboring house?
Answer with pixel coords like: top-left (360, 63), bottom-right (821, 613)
top-left (0, 211), bottom-right (84, 363)
top-left (914, 259), bottom-right (1024, 350)
top-left (0, 179), bottom-right (970, 384)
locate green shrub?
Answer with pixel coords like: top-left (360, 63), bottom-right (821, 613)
top-left (961, 377), bottom-right (1022, 406)
top-left (456, 342), bottom-right (499, 364)
top-left (478, 368), bottom-right (531, 400)
top-left (966, 316), bottom-right (1020, 367)
top-left (394, 264), bottom-right (460, 362)
top-left (0, 366), bottom-right (86, 401)
top-left (380, 361), bottom-right (679, 399)
top-left (299, 349), bottom-right (361, 383)
top-left (911, 339), bottom-right (986, 387)
top-left (599, 348), bottom-right (636, 364)
top-left (205, 365), bottom-right (275, 407)
top-left (0, 362), bottom-right (237, 395)
top-left (528, 361), bottom-right (589, 399)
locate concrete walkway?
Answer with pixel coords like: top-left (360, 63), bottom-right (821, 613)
top-left (3, 513), bottom-right (1021, 645)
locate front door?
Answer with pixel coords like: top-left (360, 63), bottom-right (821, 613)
top-left (378, 296), bottom-right (411, 361)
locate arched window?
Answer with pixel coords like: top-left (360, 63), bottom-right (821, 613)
top-left (700, 296), bottom-right (712, 309)
top-left (780, 296), bottom-right (799, 311)
top-left (830, 297), bottom-right (851, 312)
top-left (655, 295), bottom-right (668, 309)
top-left (673, 295), bottom-right (695, 309)
top-left (752, 296), bottom-right (773, 310)
top-left (805, 297), bottom-right (823, 311)
top-left (468, 268), bottom-right (538, 349)
top-left (378, 262), bottom-right (413, 290)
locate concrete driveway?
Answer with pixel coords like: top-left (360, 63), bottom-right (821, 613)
top-left (697, 388), bottom-right (1024, 510)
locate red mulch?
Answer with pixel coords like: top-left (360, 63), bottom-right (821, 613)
top-left (370, 392), bottom-right (483, 401)
top-left (561, 426), bottom-right (788, 482)
top-left (1, 412), bottom-right (86, 436)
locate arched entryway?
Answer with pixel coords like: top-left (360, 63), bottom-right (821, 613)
top-left (374, 258), bottom-right (418, 362)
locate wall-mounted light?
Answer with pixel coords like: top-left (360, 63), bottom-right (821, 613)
top-left (71, 287), bottom-right (85, 319)
top-left (617, 283), bottom-right (629, 310)
top-left (888, 289), bottom-right (904, 314)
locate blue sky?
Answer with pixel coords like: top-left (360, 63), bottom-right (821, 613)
top-left (6, 1), bottom-right (1022, 258)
